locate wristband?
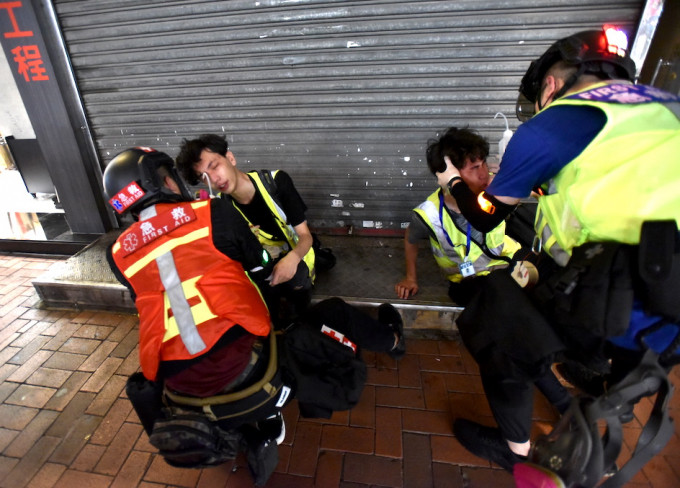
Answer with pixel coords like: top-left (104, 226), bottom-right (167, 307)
top-left (447, 176), bottom-right (462, 187)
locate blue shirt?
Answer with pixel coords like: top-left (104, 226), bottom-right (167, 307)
top-left (487, 105), bottom-right (606, 198)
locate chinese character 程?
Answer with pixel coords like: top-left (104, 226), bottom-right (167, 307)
top-left (11, 44), bottom-right (49, 81)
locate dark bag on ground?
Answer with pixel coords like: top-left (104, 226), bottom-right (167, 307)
top-left (280, 321), bottom-right (366, 418)
top-left (148, 408), bottom-right (241, 468)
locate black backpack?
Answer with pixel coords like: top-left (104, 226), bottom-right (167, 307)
top-left (148, 409), bottom-right (241, 468)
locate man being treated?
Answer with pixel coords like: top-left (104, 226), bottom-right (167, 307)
top-left (175, 134), bottom-right (315, 322)
top-left (395, 126), bottom-right (521, 304)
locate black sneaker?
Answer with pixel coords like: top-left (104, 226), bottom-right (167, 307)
top-left (256, 411), bottom-right (285, 445)
top-left (378, 303), bottom-right (406, 360)
top-left (453, 418), bottom-right (525, 471)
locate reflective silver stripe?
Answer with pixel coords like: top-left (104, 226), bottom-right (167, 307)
top-left (156, 252), bottom-right (206, 355)
top-left (139, 205), bottom-right (158, 220)
top-left (416, 201), bottom-right (459, 259)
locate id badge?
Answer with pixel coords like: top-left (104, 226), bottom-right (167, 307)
top-left (459, 259), bottom-right (476, 278)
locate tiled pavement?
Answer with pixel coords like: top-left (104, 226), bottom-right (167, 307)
top-left (2, 253), bottom-right (680, 488)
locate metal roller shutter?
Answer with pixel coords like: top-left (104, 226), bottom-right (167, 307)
top-left (53, 0), bottom-right (643, 234)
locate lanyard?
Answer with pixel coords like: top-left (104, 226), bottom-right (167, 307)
top-left (439, 191), bottom-right (471, 258)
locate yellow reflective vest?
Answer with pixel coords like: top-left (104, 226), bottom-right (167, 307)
top-left (534, 83), bottom-right (680, 265)
top-left (232, 170), bottom-right (316, 283)
top-left (414, 188), bottom-right (520, 282)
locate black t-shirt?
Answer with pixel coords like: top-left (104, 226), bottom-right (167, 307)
top-left (229, 170), bottom-right (308, 241)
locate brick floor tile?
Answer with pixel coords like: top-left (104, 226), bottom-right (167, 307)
top-left (0, 455), bottom-right (19, 482)
top-left (5, 350), bottom-right (52, 383)
top-left (641, 452), bottom-right (680, 488)
top-left (86, 373), bottom-right (127, 416)
top-left (350, 385), bottom-right (375, 428)
top-left (463, 466), bottom-right (515, 487)
top-left (0, 404), bottom-right (38, 430)
top-left (375, 406), bottom-right (402, 459)
top-left (52, 469), bottom-right (113, 488)
top-left (112, 328), bottom-right (140, 358)
top-left (343, 452), bottom-right (402, 487)
top-left (403, 409), bottom-right (452, 436)
top-left (422, 371), bottom-right (450, 411)
top-left (314, 450), bottom-right (343, 488)
top-left (302, 409), bottom-right (349, 427)
top-left (275, 444), bottom-right (292, 474)
top-left (0, 383), bottom-right (17, 404)
top-left (49, 414), bottom-right (102, 464)
top-left (87, 311), bottom-right (132, 327)
top-left (73, 324), bottom-right (114, 340)
top-left (266, 472), bottom-right (316, 487)
top-left (8, 330), bottom-right (50, 358)
top-left (321, 425), bottom-right (373, 454)
top-left (42, 351), bottom-right (86, 371)
top-left (438, 340), bottom-right (463, 357)
top-left (116, 344), bottom-right (140, 376)
top-left (0, 295), bottom-right (31, 318)
top-left (196, 461), bottom-right (233, 488)
top-left (448, 392), bottom-right (493, 421)
top-left (81, 357), bottom-right (124, 393)
top-left (90, 398), bottom-right (133, 445)
top-left (419, 354), bottom-right (465, 374)
top-left (4, 410), bottom-right (58, 458)
top-left (288, 422), bottom-right (322, 477)
top-left (0, 365), bottom-right (18, 384)
top-left (403, 433), bottom-right (433, 488)
top-left (69, 310), bottom-right (97, 324)
top-left (365, 365), bottom-right (398, 386)
top-left (143, 454), bottom-right (201, 487)
top-left (407, 339), bottom-right (441, 356)
top-left (26, 462), bottom-right (67, 488)
top-left (46, 391), bottom-right (96, 437)
top-left (41, 320), bottom-right (80, 347)
top-left (396, 354), bottom-right (422, 388)
top-left (18, 308), bottom-right (64, 323)
top-left (26, 367), bottom-right (73, 388)
top-left (375, 385), bottom-right (425, 409)
top-left (431, 435), bottom-right (489, 467)
top-left (0, 319), bottom-right (28, 351)
top-left (5, 384), bottom-right (55, 408)
top-left (95, 422), bottom-right (143, 475)
top-left (106, 315), bottom-right (138, 342)
top-left (59, 337), bottom-right (101, 355)
top-left (71, 444), bottom-right (106, 472)
top-left (432, 462), bottom-right (465, 488)
top-left (0, 435), bottom-right (61, 488)
top-left (43, 371), bottom-right (90, 411)
top-left (0, 306), bottom-right (27, 330)
top-left (444, 372), bottom-right (483, 394)
top-left (77, 341), bottom-right (118, 372)
top-left (0, 428), bottom-right (19, 452)
top-left (0, 346), bottom-right (19, 367)
top-left (110, 451), bottom-right (152, 488)
top-left (133, 430), bottom-right (156, 453)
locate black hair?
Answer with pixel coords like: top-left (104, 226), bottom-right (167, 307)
top-left (425, 127), bottom-right (489, 175)
top-left (175, 134), bottom-right (230, 185)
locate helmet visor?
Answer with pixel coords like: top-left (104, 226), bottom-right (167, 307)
top-left (516, 92), bottom-right (536, 122)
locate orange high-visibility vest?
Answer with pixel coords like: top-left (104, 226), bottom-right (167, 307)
top-left (111, 200), bottom-right (271, 380)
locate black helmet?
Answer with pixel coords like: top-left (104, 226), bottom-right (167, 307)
top-left (103, 147), bottom-right (192, 215)
top-left (516, 27), bottom-right (636, 121)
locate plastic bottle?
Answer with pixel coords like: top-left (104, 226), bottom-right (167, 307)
top-left (494, 112), bottom-right (513, 159)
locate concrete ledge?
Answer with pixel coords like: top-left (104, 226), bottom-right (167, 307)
top-left (32, 232), bottom-right (462, 337)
